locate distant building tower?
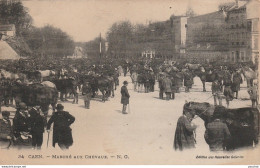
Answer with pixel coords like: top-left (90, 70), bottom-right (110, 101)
top-left (171, 16), bottom-right (188, 58)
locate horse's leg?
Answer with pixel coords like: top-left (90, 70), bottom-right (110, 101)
top-left (60, 92), bottom-right (64, 101)
top-left (64, 90), bottom-right (68, 101)
top-left (111, 85), bottom-right (115, 98)
top-left (202, 81), bottom-right (206, 92)
top-left (101, 90), bottom-right (105, 102)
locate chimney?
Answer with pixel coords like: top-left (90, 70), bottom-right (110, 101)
top-left (235, 0), bottom-right (238, 8)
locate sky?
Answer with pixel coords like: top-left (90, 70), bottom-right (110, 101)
top-left (22, 0), bottom-right (234, 42)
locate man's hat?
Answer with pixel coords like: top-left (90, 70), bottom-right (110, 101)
top-left (123, 81), bottom-right (128, 85)
top-left (2, 111), bottom-right (10, 117)
top-left (213, 105), bottom-right (225, 119)
top-left (56, 104), bottom-right (64, 110)
top-left (18, 102), bottom-right (27, 110)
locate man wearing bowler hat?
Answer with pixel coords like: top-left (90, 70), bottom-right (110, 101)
top-left (0, 111), bottom-right (12, 141)
top-left (121, 81), bottom-right (130, 114)
top-left (47, 104), bottom-right (75, 149)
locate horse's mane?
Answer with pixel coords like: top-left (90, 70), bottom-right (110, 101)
top-left (186, 101), bottom-right (211, 108)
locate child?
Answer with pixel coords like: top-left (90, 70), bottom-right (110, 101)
top-left (224, 84), bottom-right (234, 108)
top-left (248, 81), bottom-right (258, 108)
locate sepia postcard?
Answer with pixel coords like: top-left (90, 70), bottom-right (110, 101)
top-left (0, 0), bottom-right (259, 166)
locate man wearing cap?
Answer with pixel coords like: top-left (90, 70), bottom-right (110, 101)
top-left (204, 105), bottom-right (231, 151)
top-left (47, 104), bottom-right (75, 149)
top-left (174, 104), bottom-right (197, 151)
top-left (29, 107), bottom-right (45, 149)
top-left (13, 102), bottom-right (30, 139)
top-left (212, 78), bottom-right (223, 106)
top-left (0, 111), bottom-right (12, 141)
top-left (82, 81), bottom-right (92, 109)
top-left (121, 81), bottom-right (130, 114)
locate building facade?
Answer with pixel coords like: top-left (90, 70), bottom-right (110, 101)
top-left (226, 1), bottom-right (251, 62)
top-left (185, 11), bottom-right (229, 62)
top-left (0, 24), bottom-right (16, 37)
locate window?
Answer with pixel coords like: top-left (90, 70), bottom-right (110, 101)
top-left (237, 42), bottom-right (239, 45)
top-left (241, 52), bottom-right (245, 61)
top-left (242, 42), bottom-right (245, 45)
top-left (231, 52), bottom-right (235, 61)
top-left (231, 25), bottom-right (234, 29)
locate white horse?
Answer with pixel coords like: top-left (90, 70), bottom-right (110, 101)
top-left (240, 67), bottom-right (257, 87)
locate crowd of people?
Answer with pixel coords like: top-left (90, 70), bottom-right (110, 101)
top-left (0, 57), bottom-right (258, 151)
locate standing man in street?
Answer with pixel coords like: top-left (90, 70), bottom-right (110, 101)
top-left (47, 104), bottom-right (75, 150)
top-left (232, 70), bottom-right (242, 99)
top-left (121, 81), bottom-right (130, 114)
top-left (163, 75), bottom-right (172, 101)
top-left (248, 81), bottom-right (258, 108)
top-left (82, 81), bottom-right (92, 109)
top-left (212, 78), bottom-right (223, 106)
top-left (29, 106), bottom-right (45, 149)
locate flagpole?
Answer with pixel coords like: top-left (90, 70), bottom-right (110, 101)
top-left (99, 32), bottom-right (102, 59)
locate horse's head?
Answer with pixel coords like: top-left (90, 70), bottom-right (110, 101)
top-left (184, 101), bottom-right (213, 122)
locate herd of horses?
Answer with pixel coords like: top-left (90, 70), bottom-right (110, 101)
top-left (129, 62), bottom-right (258, 93)
top-left (0, 68), bottom-right (119, 117)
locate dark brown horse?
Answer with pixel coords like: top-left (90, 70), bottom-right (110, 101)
top-left (185, 101), bottom-right (259, 150)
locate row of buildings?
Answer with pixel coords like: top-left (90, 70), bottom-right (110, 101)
top-left (171, 0), bottom-right (259, 63)
top-left (140, 0), bottom-right (259, 64)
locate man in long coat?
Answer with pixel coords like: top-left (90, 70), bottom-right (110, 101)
top-left (121, 81), bottom-right (130, 114)
top-left (163, 75), bottom-right (172, 101)
top-left (232, 70), bottom-right (242, 99)
top-left (183, 70), bottom-right (193, 92)
top-left (82, 81), bottom-right (92, 109)
top-left (29, 107), bottom-right (45, 149)
top-left (158, 73), bottom-right (165, 99)
top-left (174, 105), bottom-right (197, 151)
top-left (47, 104), bottom-right (75, 149)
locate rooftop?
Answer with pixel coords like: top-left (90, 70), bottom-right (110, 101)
top-left (0, 24), bottom-right (15, 31)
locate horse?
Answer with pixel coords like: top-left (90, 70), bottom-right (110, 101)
top-left (87, 74), bottom-right (115, 102)
top-left (185, 101), bottom-right (259, 150)
top-left (185, 63), bottom-right (201, 71)
top-left (240, 67), bottom-right (257, 88)
top-left (96, 75), bottom-right (115, 102)
top-left (52, 78), bottom-right (77, 102)
top-left (12, 82), bottom-right (58, 118)
top-left (38, 70), bottom-right (56, 82)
